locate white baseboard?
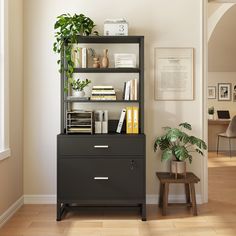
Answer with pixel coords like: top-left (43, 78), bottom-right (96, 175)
top-left (0, 196), bottom-right (24, 228)
top-left (23, 194), bottom-right (203, 205)
top-left (146, 194), bottom-right (202, 204)
top-left (24, 195), bottom-right (56, 204)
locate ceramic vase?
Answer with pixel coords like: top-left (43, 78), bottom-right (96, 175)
top-left (73, 90), bottom-right (85, 97)
top-left (101, 49), bottom-right (109, 68)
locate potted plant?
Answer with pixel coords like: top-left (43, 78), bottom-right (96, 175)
top-left (53, 13), bottom-right (98, 80)
top-left (69, 78), bottom-right (91, 97)
top-left (208, 106), bottom-right (214, 120)
top-left (154, 122), bottom-right (207, 178)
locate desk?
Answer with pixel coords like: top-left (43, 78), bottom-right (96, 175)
top-left (156, 172), bottom-right (200, 216)
top-left (208, 119), bottom-right (230, 151)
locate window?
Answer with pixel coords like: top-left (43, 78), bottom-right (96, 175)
top-left (0, 0), bottom-right (10, 160)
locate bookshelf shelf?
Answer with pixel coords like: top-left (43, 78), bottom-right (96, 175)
top-left (73, 68), bottom-right (140, 73)
top-left (64, 99), bottom-right (140, 103)
top-left (58, 35), bottom-right (146, 221)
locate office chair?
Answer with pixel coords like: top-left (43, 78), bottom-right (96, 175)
top-left (217, 115), bottom-right (236, 157)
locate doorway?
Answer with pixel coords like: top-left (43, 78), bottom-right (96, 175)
top-left (207, 1), bottom-right (236, 204)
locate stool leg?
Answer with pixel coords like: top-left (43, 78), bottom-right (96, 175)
top-left (217, 135), bottom-right (220, 156)
top-left (229, 138), bottom-right (232, 158)
top-left (162, 183), bottom-right (169, 216)
top-left (190, 183), bottom-right (197, 216)
top-left (185, 183), bottom-right (191, 207)
top-left (159, 183), bottom-right (164, 208)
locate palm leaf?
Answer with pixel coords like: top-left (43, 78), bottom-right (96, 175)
top-left (179, 122), bottom-right (192, 130)
top-left (161, 149), bottom-right (172, 161)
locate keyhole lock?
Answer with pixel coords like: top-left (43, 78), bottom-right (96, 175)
top-left (130, 160), bottom-right (135, 170)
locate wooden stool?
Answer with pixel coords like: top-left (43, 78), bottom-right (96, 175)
top-left (156, 172), bottom-right (200, 216)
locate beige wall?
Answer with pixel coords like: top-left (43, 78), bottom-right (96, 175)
top-left (23, 0), bottom-right (205, 200)
top-left (0, 0), bottom-right (23, 215)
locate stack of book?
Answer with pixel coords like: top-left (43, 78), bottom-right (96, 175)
top-left (123, 79), bottom-right (138, 100)
top-left (114, 54), bottom-right (136, 68)
top-left (90, 86), bottom-right (116, 100)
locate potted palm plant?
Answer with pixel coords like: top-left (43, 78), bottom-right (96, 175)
top-left (154, 122), bottom-right (207, 178)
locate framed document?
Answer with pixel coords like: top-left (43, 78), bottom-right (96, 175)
top-left (208, 86), bottom-right (216, 99)
top-left (154, 48), bottom-right (194, 100)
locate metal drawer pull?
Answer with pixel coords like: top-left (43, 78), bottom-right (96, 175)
top-left (94, 177), bottom-right (109, 180)
top-left (94, 145), bottom-right (109, 149)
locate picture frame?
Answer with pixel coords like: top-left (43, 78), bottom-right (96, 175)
top-left (218, 83), bottom-right (231, 101)
top-left (208, 86), bottom-right (216, 99)
top-left (154, 47), bottom-right (194, 101)
top-left (233, 93), bottom-right (236, 102)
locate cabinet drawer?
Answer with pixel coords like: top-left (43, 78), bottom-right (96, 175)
top-left (58, 158), bottom-right (144, 201)
top-left (57, 134), bottom-right (145, 156)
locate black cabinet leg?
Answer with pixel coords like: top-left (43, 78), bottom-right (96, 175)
top-left (57, 202), bottom-right (62, 221)
top-left (141, 203), bottom-right (146, 221)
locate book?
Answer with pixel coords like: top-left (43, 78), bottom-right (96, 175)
top-left (116, 108), bottom-right (126, 133)
top-left (93, 85), bottom-right (113, 89)
top-left (133, 106), bottom-right (139, 134)
top-left (134, 79), bottom-right (138, 100)
top-left (90, 96), bottom-right (117, 100)
top-left (124, 81), bottom-right (130, 100)
top-left (92, 90), bottom-right (116, 95)
top-left (82, 48), bottom-right (87, 68)
top-left (126, 107), bottom-right (133, 134)
top-left (130, 79), bottom-right (135, 100)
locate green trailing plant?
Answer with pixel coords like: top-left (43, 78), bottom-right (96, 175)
top-left (208, 106), bottom-right (214, 115)
top-left (69, 78), bottom-right (91, 91)
top-left (53, 13), bottom-right (98, 80)
top-left (154, 122), bottom-right (207, 163)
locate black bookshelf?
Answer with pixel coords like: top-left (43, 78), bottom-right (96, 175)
top-left (57, 36), bottom-right (146, 221)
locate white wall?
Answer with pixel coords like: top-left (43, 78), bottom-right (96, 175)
top-left (23, 0), bottom-right (204, 200)
top-left (208, 72), bottom-right (236, 117)
top-left (0, 0), bottom-right (23, 215)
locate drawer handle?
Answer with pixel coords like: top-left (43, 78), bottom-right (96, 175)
top-left (94, 145), bottom-right (109, 149)
top-left (94, 177), bottom-right (109, 180)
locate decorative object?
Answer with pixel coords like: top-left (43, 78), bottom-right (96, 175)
top-left (154, 48), bottom-right (194, 100)
top-left (208, 106), bottom-right (215, 120)
top-left (69, 78), bottom-right (91, 97)
top-left (92, 57), bottom-right (100, 68)
top-left (53, 13), bottom-right (98, 80)
top-left (114, 54), bottom-right (136, 68)
top-left (208, 86), bottom-right (216, 99)
top-left (154, 122), bottom-right (207, 178)
top-left (101, 49), bottom-right (109, 68)
top-left (104, 18), bottom-right (128, 36)
top-left (218, 83), bottom-right (231, 101)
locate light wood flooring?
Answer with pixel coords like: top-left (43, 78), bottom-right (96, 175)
top-left (1, 152), bottom-right (236, 236)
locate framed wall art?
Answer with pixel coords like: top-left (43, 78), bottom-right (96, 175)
top-left (208, 86), bottom-right (216, 99)
top-left (154, 47), bottom-right (194, 100)
top-left (218, 83), bottom-right (231, 101)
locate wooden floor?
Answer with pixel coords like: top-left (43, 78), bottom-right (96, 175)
top-left (1, 152), bottom-right (236, 236)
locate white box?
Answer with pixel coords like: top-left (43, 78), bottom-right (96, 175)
top-left (104, 20), bottom-right (128, 36)
top-left (95, 121), bottom-right (102, 134)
